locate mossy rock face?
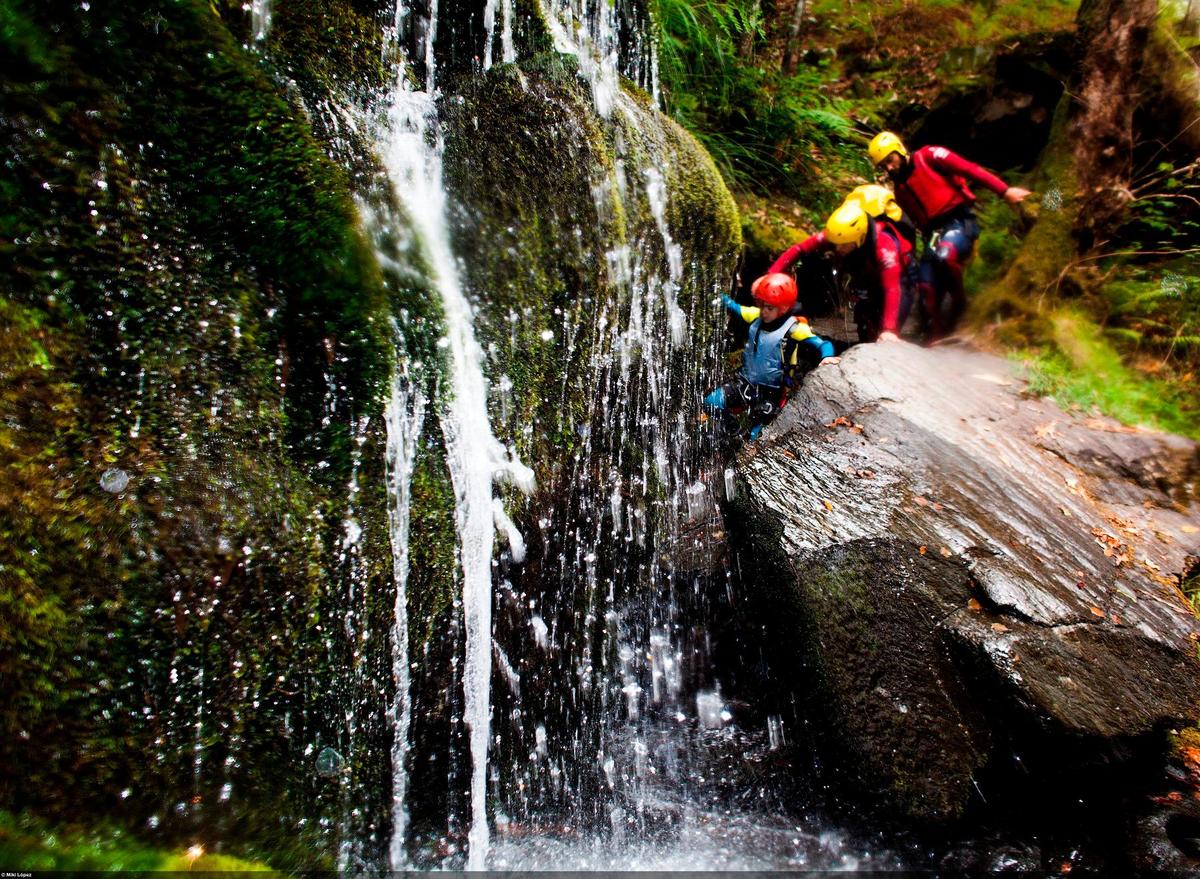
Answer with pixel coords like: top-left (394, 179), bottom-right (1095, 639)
top-left (436, 59), bottom-right (741, 823)
top-left (789, 540), bottom-right (992, 823)
top-left (440, 63), bottom-right (741, 474)
top-left (2, 0), bottom-right (744, 865)
top-left (0, 0), bottom-right (437, 867)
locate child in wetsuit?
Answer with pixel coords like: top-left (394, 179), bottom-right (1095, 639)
top-left (704, 273), bottom-right (837, 439)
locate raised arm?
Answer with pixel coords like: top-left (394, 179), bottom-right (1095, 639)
top-left (876, 234), bottom-right (905, 336)
top-left (768, 231), bottom-right (829, 274)
top-left (925, 146), bottom-right (1030, 204)
top-left (721, 293), bottom-right (760, 324)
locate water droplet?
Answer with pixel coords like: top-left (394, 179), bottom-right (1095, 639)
top-left (316, 746), bottom-right (344, 778)
top-left (100, 467), bottom-right (129, 493)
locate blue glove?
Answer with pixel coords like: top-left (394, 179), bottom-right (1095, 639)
top-left (721, 293), bottom-right (740, 314)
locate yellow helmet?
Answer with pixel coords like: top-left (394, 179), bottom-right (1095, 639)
top-left (824, 202), bottom-right (870, 247)
top-left (867, 131), bottom-right (908, 167)
top-left (844, 184), bottom-right (904, 223)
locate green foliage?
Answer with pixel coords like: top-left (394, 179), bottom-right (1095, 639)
top-left (0, 810), bottom-right (273, 871)
top-left (653, 0), bottom-right (861, 193)
top-left (1122, 161), bottom-right (1200, 251)
top-left (1018, 309), bottom-right (1199, 439)
top-left (0, 0), bottom-right (417, 866)
top-left (965, 196), bottom-right (1025, 292)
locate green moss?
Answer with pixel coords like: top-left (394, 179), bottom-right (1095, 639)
top-left (737, 191), bottom-right (817, 268)
top-left (971, 93), bottom-right (1080, 351)
top-left (265, 0), bottom-right (390, 97)
top-left (440, 62), bottom-right (623, 468)
top-left (0, 810), bottom-right (274, 872)
top-left (0, 0), bottom-right (416, 864)
top-left (1015, 308), bottom-right (1199, 438)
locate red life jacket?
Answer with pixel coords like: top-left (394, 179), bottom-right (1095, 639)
top-left (893, 146), bottom-right (975, 231)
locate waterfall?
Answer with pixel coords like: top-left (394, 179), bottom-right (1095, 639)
top-left (250, 0), bottom-right (272, 43)
top-left (539, 0), bottom-right (622, 117)
top-left (375, 4), bottom-right (535, 868)
top-left (384, 347), bottom-right (426, 871)
top-left (482, 0), bottom-right (515, 68)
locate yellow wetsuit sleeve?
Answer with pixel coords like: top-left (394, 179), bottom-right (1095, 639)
top-left (788, 319), bottom-right (815, 341)
top-left (737, 304), bottom-right (760, 324)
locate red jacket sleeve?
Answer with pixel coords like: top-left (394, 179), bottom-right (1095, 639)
top-left (768, 231), bottom-right (829, 274)
top-left (926, 146), bottom-right (1008, 197)
top-left (877, 233), bottom-right (904, 333)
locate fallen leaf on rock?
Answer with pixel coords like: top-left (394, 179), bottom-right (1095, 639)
top-left (850, 424), bottom-right (865, 434)
top-left (940, 547), bottom-right (952, 557)
top-left (1034, 421), bottom-right (1057, 438)
top-left (854, 469), bottom-right (876, 479)
top-left (780, 449), bottom-right (796, 459)
top-left (968, 598), bottom-right (982, 612)
top-left (1060, 506), bottom-right (1072, 517)
top-left (1183, 746), bottom-right (1200, 773)
top-left (919, 545), bottom-right (927, 555)
top-left (1183, 525), bottom-right (1199, 534)
top-left (1012, 653), bottom-right (1021, 663)
top-left (822, 499), bottom-right (833, 511)
top-left (915, 496), bottom-right (928, 507)
top-left (991, 623), bottom-right (1009, 633)
top-left (932, 502), bottom-right (943, 511)
top-left (826, 416), bottom-right (853, 429)
top-left (1090, 606), bottom-right (1105, 618)
top-left (1110, 613), bottom-right (1122, 624)
top-left (1151, 792), bottom-right (1184, 805)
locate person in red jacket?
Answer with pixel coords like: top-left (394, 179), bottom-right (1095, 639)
top-left (769, 199), bottom-right (915, 343)
top-left (868, 131), bottom-right (1031, 339)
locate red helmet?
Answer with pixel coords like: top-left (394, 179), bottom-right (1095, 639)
top-left (751, 273), bottom-right (798, 310)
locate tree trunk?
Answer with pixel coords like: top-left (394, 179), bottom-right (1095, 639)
top-left (1070, 0), bottom-right (1158, 250)
top-left (782, 0), bottom-right (807, 74)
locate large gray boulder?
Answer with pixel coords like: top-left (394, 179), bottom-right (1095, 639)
top-left (728, 341), bottom-right (1200, 822)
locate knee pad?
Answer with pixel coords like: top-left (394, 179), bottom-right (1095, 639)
top-left (933, 238), bottom-right (961, 269)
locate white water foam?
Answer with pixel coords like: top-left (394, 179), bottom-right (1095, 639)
top-left (376, 5), bottom-right (535, 867)
top-left (250, 0), bottom-right (272, 43)
top-left (384, 347), bottom-right (426, 870)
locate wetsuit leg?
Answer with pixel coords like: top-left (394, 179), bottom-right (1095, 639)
top-left (746, 383), bottom-right (787, 439)
top-left (929, 216), bottom-right (980, 334)
top-left (853, 290), bottom-right (880, 343)
top-left (705, 378), bottom-right (759, 413)
top-left (897, 259), bottom-right (918, 333)
top-left (917, 252), bottom-right (942, 341)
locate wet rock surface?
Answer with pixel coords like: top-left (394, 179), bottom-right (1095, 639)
top-left (728, 341), bottom-right (1200, 823)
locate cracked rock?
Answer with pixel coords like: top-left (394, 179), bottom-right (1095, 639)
top-left (727, 342), bottom-right (1200, 822)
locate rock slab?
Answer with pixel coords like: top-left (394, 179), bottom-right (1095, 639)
top-left (730, 342), bottom-right (1200, 821)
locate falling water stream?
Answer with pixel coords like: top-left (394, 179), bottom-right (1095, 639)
top-left (364, 0), bottom-right (902, 869)
top-left (374, 3), bottom-right (535, 868)
top-left (383, 341), bottom-right (426, 871)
